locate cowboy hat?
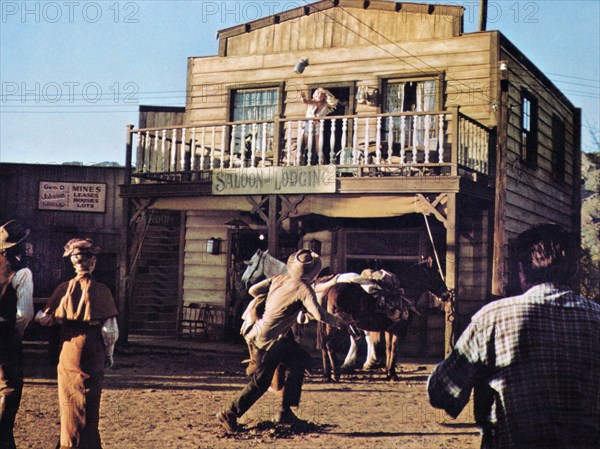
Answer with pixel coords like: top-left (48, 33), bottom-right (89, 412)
top-left (287, 249), bottom-right (322, 282)
top-left (63, 237), bottom-right (101, 257)
top-left (0, 220), bottom-right (30, 251)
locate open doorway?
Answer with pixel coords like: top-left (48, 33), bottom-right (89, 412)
top-left (308, 85), bottom-right (351, 164)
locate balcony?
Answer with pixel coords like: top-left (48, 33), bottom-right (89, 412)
top-left (125, 107), bottom-right (492, 192)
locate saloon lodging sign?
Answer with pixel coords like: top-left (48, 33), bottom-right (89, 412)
top-left (212, 165), bottom-right (336, 195)
top-left (38, 181), bottom-right (107, 213)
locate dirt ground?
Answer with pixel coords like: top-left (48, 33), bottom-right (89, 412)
top-left (15, 337), bottom-right (481, 449)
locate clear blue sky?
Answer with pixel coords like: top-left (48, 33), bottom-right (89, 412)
top-left (1, 0), bottom-right (598, 165)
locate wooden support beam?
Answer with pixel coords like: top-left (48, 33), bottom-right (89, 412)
top-left (444, 193), bottom-right (459, 356)
top-left (268, 195), bottom-right (279, 257)
top-left (417, 193), bottom-right (448, 227)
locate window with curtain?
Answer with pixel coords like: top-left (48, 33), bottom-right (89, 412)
top-left (384, 79), bottom-right (438, 150)
top-left (231, 87), bottom-right (279, 163)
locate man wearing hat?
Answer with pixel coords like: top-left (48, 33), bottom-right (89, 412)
top-left (0, 219), bottom-right (34, 449)
top-left (38, 238), bottom-right (118, 449)
top-left (218, 249), bottom-right (346, 432)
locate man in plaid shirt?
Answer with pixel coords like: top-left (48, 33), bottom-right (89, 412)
top-left (427, 223), bottom-right (600, 449)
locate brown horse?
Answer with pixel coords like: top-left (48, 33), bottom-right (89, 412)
top-left (317, 282), bottom-right (418, 381)
top-left (317, 279), bottom-right (449, 381)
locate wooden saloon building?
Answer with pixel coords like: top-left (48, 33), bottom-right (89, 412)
top-left (120, 0), bottom-right (581, 356)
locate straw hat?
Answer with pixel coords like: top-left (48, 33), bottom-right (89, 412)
top-left (63, 238), bottom-right (101, 257)
top-left (287, 249), bottom-right (322, 282)
top-left (0, 220), bottom-right (30, 252)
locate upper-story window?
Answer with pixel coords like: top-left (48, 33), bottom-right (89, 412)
top-left (232, 87), bottom-right (279, 122)
top-left (552, 114), bottom-right (566, 183)
top-left (230, 87), bottom-right (280, 163)
top-left (520, 88), bottom-right (538, 168)
top-left (383, 78), bottom-right (439, 150)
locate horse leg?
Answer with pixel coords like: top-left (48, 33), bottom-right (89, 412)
top-left (341, 335), bottom-right (358, 370)
top-left (321, 348), bottom-right (332, 381)
top-left (325, 340), bottom-right (340, 382)
top-left (363, 332), bottom-right (379, 370)
top-left (385, 332), bottom-right (399, 381)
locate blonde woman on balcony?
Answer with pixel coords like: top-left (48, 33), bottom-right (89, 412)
top-left (300, 88), bottom-right (338, 164)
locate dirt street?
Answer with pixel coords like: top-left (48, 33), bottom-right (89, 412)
top-left (15, 338), bottom-right (480, 449)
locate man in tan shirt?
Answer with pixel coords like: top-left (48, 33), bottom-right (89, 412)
top-left (218, 249), bottom-right (344, 431)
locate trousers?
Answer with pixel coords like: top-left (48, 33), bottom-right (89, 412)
top-left (230, 337), bottom-right (311, 417)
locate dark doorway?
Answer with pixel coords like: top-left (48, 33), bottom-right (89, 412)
top-left (309, 86), bottom-right (351, 164)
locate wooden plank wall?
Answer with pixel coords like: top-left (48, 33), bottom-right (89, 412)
top-left (223, 6), bottom-right (461, 57)
top-left (0, 163), bottom-right (124, 297)
top-left (186, 32), bottom-right (495, 132)
top-left (184, 211), bottom-right (237, 337)
top-left (457, 198), bottom-right (492, 327)
top-left (139, 106), bottom-right (186, 129)
top-left (500, 44), bottom-right (579, 290)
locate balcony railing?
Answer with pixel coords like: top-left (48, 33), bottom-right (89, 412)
top-left (125, 107), bottom-right (491, 183)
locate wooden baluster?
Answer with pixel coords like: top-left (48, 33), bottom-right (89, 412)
top-left (240, 123), bottom-right (246, 167)
top-left (375, 116), bottom-right (382, 165)
top-left (144, 131), bottom-right (151, 172)
top-left (318, 119), bottom-right (325, 165)
top-left (210, 127), bottom-right (216, 170)
top-left (438, 114), bottom-right (445, 163)
top-left (400, 116), bottom-right (406, 165)
top-left (286, 121), bottom-right (292, 166)
top-left (296, 121), bottom-right (303, 166)
top-left (171, 128), bottom-right (178, 172)
top-left (134, 132), bottom-right (142, 172)
top-left (341, 118), bottom-right (348, 162)
top-left (363, 118), bottom-right (370, 165)
top-left (424, 114), bottom-right (430, 164)
top-left (352, 118), bottom-right (359, 164)
top-left (151, 131), bottom-right (158, 173)
top-left (261, 122), bottom-right (267, 167)
top-left (387, 117), bottom-right (394, 164)
top-left (306, 121), bottom-right (314, 166)
top-left (221, 125), bottom-right (226, 169)
top-left (329, 118), bottom-right (336, 165)
top-left (191, 128), bottom-right (197, 170)
top-left (160, 130), bottom-right (167, 172)
top-left (412, 115), bottom-right (417, 164)
top-left (200, 128), bottom-right (206, 170)
top-left (181, 128), bottom-right (187, 172)
top-left (250, 123), bottom-right (257, 168)
top-left (229, 125), bottom-right (237, 167)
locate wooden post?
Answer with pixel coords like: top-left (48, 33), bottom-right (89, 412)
top-left (445, 193), bottom-right (459, 356)
top-left (268, 195), bottom-right (279, 257)
top-left (450, 106), bottom-right (460, 177)
top-left (125, 125), bottom-right (134, 184)
top-left (492, 54), bottom-right (509, 297)
top-left (272, 117), bottom-right (281, 166)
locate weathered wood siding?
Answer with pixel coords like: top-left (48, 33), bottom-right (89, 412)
top-left (187, 28), bottom-right (496, 131)
top-left (0, 163), bottom-right (124, 298)
top-left (500, 39), bottom-right (579, 291)
top-left (184, 211), bottom-right (237, 337)
top-left (220, 3), bottom-right (462, 57)
top-left (139, 105), bottom-right (186, 129)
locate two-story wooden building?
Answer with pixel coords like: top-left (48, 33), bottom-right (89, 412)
top-left (119, 0), bottom-right (581, 357)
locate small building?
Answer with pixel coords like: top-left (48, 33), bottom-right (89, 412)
top-left (119, 1), bottom-right (581, 357)
top-left (0, 163), bottom-right (126, 337)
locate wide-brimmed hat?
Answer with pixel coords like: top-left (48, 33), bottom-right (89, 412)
top-left (0, 220), bottom-right (30, 251)
top-left (63, 238), bottom-right (101, 257)
top-left (287, 249), bottom-right (322, 282)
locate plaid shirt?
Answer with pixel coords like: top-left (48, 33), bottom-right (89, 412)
top-left (427, 283), bottom-right (600, 449)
